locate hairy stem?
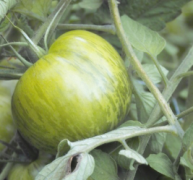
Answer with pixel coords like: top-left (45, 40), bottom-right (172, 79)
top-left (58, 24), bottom-right (116, 34)
top-left (176, 71), bottom-right (193, 79)
top-left (148, 53), bottom-right (168, 86)
top-left (108, 0), bottom-right (183, 136)
top-left (177, 106), bottom-right (193, 119)
top-left (146, 46), bottom-right (193, 127)
top-left (32, 0), bottom-right (72, 45)
top-left (71, 125), bottom-right (177, 154)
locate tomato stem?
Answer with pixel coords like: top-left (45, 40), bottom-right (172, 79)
top-left (58, 24), bottom-right (116, 34)
top-left (32, 0), bottom-right (72, 47)
top-left (0, 42), bottom-right (28, 47)
top-left (44, 0), bottom-right (72, 51)
top-left (177, 106), bottom-right (193, 119)
top-left (5, 16), bottom-right (46, 59)
top-left (108, 0), bottom-right (184, 136)
top-left (148, 53), bottom-right (169, 86)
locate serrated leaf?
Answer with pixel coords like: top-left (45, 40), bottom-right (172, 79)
top-left (35, 152), bottom-right (94, 180)
top-left (147, 153), bottom-right (175, 179)
top-left (89, 149), bottom-right (118, 180)
top-left (183, 122), bottom-right (193, 149)
top-left (119, 0), bottom-right (191, 31)
top-left (79, 0), bottom-right (103, 10)
top-left (119, 149), bottom-right (148, 165)
top-left (142, 64), bottom-right (169, 84)
top-left (121, 15), bottom-right (166, 56)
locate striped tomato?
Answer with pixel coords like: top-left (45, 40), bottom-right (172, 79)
top-left (11, 30), bottom-right (132, 153)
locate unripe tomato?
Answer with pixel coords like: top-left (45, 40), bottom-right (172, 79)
top-left (12, 30), bottom-right (132, 153)
top-left (0, 82), bottom-right (16, 151)
top-left (7, 154), bottom-right (51, 180)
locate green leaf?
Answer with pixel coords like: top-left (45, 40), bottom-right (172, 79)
top-left (13, 0), bottom-right (52, 20)
top-left (183, 122), bottom-right (193, 149)
top-left (119, 149), bottom-right (148, 165)
top-left (0, 0), bottom-right (17, 22)
top-left (164, 133), bottom-right (181, 160)
top-left (124, 48), bottom-right (144, 68)
top-left (118, 120), bottom-right (143, 128)
top-left (111, 137), bottom-right (139, 170)
top-left (119, 0), bottom-right (191, 31)
top-left (149, 133), bottom-right (166, 153)
top-left (89, 149), bottom-right (118, 180)
top-left (36, 126), bottom-right (143, 179)
top-left (132, 80), bottom-right (156, 123)
top-left (36, 125), bottom-right (174, 179)
top-left (142, 64), bottom-right (169, 84)
top-left (0, 13), bottom-right (11, 32)
top-left (79, 0), bottom-right (103, 10)
top-left (147, 153), bottom-right (175, 179)
top-left (180, 150), bottom-right (193, 170)
top-left (121, 15), bottom-right (166, 56)
top-left (56, 139), bottom-right (71, 158)
top-left (35, 152), bottom-right (95, 180)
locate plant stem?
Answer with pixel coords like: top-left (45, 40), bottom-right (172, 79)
top-left (183, 72), bottom-right (193, 130)
top-left (32, 0), bottom-right (72, 45)
top-left (148, 53), bottom-right (168, 86)
top-left (58, 24), bottom-right (116, 34)
top-left (0, 153), bottom-right (17, 180)
top-left (1, 36), bottom-right (32, 67)
top-left (108, 0), bottom-right (183, 136)
top-left (177, 106), bottom-right (193, 119)
top-left (6, 16), bottom-right (46, 58)
top-left (44, 0), bottom-right (72, 51)
top-left (146, 46), bottom-right (193, 127)
top-left (71, 125), bottom-right (176, 154)
top-left (130, 46), bottom-right (193, 180)
top-left (119, 140), bottom-right (130, 150)
top-left (125, 135), bottom-right (151, 180)
top-left (0, 42), bottom-right (28, 47)
top-left (176, 71), bottom-right (193, 79)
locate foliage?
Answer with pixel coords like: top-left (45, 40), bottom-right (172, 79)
top-left (0, 0), bottom-right (193, 180)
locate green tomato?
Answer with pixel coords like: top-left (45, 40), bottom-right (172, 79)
top-left (0, 82), bottom-right (16, 151)
top-left (7, 155), bottom-right (51, 180)
top-left (12, 30), bottom-right (132, 153)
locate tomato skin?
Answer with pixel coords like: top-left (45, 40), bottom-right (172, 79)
top-left (12, 30), bottom-right (132, 153)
